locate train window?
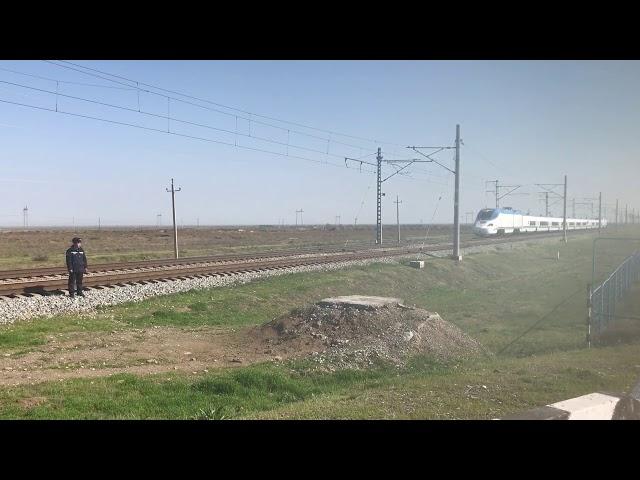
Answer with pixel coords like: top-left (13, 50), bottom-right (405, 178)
top-left (569, 222), bottom-right (575, 226)
top-left (552, 222), bottom-right (559, 226)
top-left (529, 221), bottom-right (537, 226)
top-left (477, 209), bottom-right (496, 220)
top-left (540, 221), bottom-right (549, 226)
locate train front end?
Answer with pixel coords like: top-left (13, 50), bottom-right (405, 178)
top-left (473, 208), bottom-right (499, 236)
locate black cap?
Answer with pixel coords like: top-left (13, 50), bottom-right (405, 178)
top-left (72, 237), bottom-right (82, 243)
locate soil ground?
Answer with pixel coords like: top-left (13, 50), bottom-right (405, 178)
top-left (0, 224), bottom-right (471, 269)
top-left (0, 325), bottom-right (319, 386)
top-left (0, 301), bottom-right (482, 386)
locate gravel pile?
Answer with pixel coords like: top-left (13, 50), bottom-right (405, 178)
top-left (254, 301), bottom-right (485, 371)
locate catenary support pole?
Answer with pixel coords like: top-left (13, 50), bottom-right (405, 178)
top-left (376, 147), bottom-right (382, 245)
top-left (598, 192), bottom-right (602, 234)
top-left (545, 192), bottom-right (549, 217)
top-left (453, 124), bottom-right (461, 260)
top-left (563, 175), bottom-right (567, 243)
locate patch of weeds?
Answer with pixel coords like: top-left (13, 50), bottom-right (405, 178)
top-left (561, 367), bottom-right (602, 381)
top-left (190, 405), bottom-right (241, 420)
top-left (188, 302), bottom-right (208, 313)
top-left (193, 377), bottom-right (239, 395)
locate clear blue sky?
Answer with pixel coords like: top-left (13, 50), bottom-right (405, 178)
top-left (1, 60), bottom-right (639, 226)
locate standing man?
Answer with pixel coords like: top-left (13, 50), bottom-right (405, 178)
top-left (66, 237), bottom-right (88, 297)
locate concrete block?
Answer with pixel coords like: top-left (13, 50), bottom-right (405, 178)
top-left (500, 405), bottom-right (570, 420)
top-left (318, 295), bottom-right (402, 310)
top-left (549, 393), bottom-right (621, 420)
top-left (408, 260), bottom-right (424, 269)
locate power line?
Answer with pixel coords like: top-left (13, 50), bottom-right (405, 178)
top-left (0, 78), bottom-right (364, 163)
top-left (0, 66), bottom-right (137, 90)
top-left (0, 96), bottom-right (370, 172)
top-left (45, 60), bottom-right (408, 149)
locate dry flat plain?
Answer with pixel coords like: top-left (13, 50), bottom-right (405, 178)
top-left (0, 224), bottom-right (469, 269)
top-left (0, 226), bottom-right (638, 419)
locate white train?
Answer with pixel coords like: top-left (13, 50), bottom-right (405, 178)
top-left (473, 207), bottom-right (606, 236)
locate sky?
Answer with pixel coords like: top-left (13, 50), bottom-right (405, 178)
top-left (0, 60), bottom-right (639, 227)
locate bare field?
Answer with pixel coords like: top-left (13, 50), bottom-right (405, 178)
top-left (0, 224), bottom-right (471, 269)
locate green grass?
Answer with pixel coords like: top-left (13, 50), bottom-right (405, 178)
top-left (2, 344), bottom-right (639, 419)
top-left (1, 232), bottom-right (639, 418)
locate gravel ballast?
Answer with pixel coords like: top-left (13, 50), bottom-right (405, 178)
top-left (0, 236), bottom-right (566, 325)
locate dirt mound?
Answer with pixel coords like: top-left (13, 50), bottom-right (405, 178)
top-left (251, 298), bottom-right (485, 371)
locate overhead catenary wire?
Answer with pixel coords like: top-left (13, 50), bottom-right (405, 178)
top-left (3, 76), bottom-right (452, 186)
top-left (0, 97), bottom-right (357, 171)
top-left (0, 66), bottom-right (458, 191)
top-left (0, 66), bottom-right (138, 90)
top-left (44, 60), bottom-right (408, 150)
top-left (0, 79), bottom-right (367, 162)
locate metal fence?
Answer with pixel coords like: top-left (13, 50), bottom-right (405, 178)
top-left (589, 251), bottom-right (640, 337)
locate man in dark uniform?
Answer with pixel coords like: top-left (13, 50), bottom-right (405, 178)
top-left (66, 237), bottom-right (88, 297)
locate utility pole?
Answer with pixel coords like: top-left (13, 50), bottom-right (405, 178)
top-left (295, 209), bottom-right (304, 227)
top-left (453, 124), bottom-right (461, 260)
top-left (563, 175), bottom-right (567, 243)
top-left (23, 206), bottom-right (28, 228)
top-left (166, 178), bottom-right (181, 259)
top-left (394, 195), bottom-right (402, 244)
top-left (598, 192), bottom-right (602, 234)
top-left (98, 217), bottom-right (101, 231)
top-left (376, 147), bottom-right (383, 245)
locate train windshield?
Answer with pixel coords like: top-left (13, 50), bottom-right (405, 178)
top-left (476, 209), bottom-right (496, 221)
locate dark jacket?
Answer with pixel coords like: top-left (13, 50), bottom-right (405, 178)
top-left (66, 246), bottom-right (87, 272)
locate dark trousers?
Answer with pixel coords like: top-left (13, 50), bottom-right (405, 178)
top-left (68, 271), bottom-right (84, 294)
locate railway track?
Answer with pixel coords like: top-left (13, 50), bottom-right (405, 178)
top-left (0, 231), bottom-right (588, 297)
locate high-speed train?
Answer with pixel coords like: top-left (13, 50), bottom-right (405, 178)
top-left (473, 207), bottom-right (606, 236)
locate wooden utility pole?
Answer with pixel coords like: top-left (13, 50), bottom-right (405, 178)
top-left (166, 178), bottom-right (182, 259)
top-left (394, 195), bottom-right (402, 244)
